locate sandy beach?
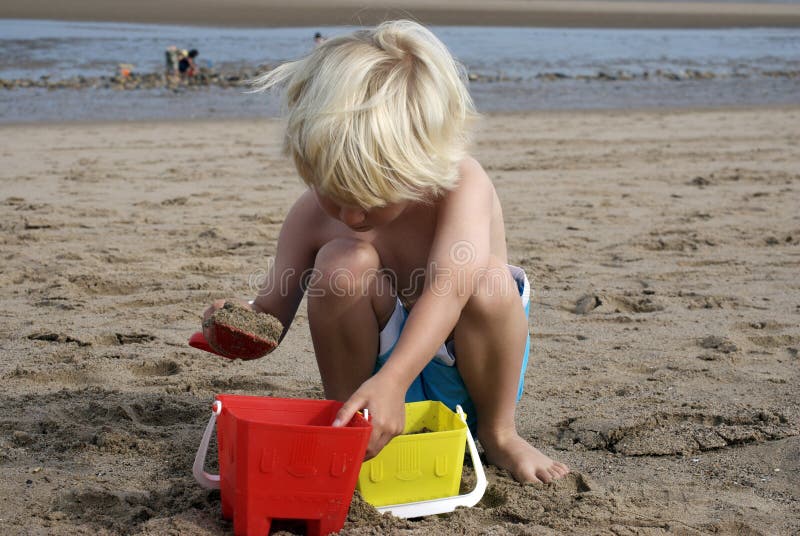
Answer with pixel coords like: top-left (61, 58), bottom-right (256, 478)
top-left (0, 106), bottom-right (798, 534)
top-left (3, 0), bottom-right (800, 28)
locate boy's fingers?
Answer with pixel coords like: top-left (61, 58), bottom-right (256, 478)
top-left (332, 397), bottom-right (362, 427)
top-left (365, 432), bottom-right (389, 459)
top-left (201, 321), bottom-right (216, 349)
top-left (202, 299), bottom-right (227, 322)
top-left (201, 299), bottom-right (229, 353)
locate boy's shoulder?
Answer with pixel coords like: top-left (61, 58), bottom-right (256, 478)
top-left (455, 156), bottom-right (492, 192)
top-left (440, 156), bottom-right (494, 208)
top-left (287, 189), bottom-right (323, 225)
top-left (284, 189), bottom-right (336, 243)
top-left (458, 155), bottom-right (483, 175)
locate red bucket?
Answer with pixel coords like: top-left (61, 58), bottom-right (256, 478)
top-left (194, 395), bottom-right (371, 536)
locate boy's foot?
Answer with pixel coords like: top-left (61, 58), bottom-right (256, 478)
top-left (480, 431), bottom-right (569, 484)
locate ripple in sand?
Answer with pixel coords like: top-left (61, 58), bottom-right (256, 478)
top-left (557, 408), bottom-right (797, 456)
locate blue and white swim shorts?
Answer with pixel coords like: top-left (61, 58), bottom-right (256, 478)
top-left (373, 265), bottom-right (531, 431)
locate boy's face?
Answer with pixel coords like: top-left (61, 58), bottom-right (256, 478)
top-left (312, 189), bottom-right (408, 232)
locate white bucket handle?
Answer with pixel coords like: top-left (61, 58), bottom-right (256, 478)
top-left (193, 400), bottom-right (222, 490)
top-left (374, 404), bottom-right (487, 518)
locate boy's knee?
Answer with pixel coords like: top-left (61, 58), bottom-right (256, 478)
top-left (310, 238), bottom-right (381, 295)
top-left (462, 257), bottom-right (518, 319)
top-left (315, 238), bottom-right (379, 274)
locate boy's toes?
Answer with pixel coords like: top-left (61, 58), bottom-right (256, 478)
top-left (546, 467), bottom-right (561, 481)
top-left (512, 465), bottom-right (543, 484)
top-left (535, 469), bottom-right (552, 483)
top-left (514, 467), bottom-right (542, 484)
top-left (550, 462), bottom-right (569, 480)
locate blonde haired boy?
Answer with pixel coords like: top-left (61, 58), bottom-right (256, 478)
top-left (203, 20), bottom-right (568, 484)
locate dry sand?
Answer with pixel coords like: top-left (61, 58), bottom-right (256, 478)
top-left (3, 0), bottom-right (800, 28)
top-left (1, 107), bottom-right (799, 534)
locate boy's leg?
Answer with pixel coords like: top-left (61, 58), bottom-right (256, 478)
top-left (453, 256), bottom-right (569, 484)
top-left (307, 238), bottom-right (396, 401)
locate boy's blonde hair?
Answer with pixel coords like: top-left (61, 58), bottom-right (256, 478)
top-left (251, 20), bottom-right (478, 209)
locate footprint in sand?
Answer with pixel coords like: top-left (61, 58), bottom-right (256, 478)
top-left (130, 359), bottom-right (181, 377)
top-left (571, 292), bottom-right (664, 315)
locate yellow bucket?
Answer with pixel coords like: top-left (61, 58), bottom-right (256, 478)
top-left (357, 401), bottom-right (468, 507)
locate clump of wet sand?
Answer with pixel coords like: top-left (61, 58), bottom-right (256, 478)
top-left (210, 301), bottom-right (282, 344)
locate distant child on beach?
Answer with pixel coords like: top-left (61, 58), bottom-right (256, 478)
top-left (179, 48), bottom-right (199, 78)
top-left (202, 20), bottom-right (568, 483)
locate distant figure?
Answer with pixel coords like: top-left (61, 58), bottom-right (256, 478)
top-left (118, 63), bottom-right (134, 78)
top-left (314, 32), bottom-right (326, 47)
top-left (179, 49), bottom-right (199, 78)
top-left (165, 45), bottom-right (180, 77)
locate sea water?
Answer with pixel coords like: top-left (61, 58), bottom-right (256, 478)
top-left (1, 19), bottom-right (798, 122)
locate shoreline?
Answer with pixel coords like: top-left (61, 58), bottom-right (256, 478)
top-left (3, 0), bottom-right (800, 28)
top-left (2, 103), bottom-right (799, 128)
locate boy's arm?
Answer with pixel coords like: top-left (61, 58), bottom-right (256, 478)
top-left (250, 191), bottom-right (320, 339)
top-left (380, 159), bottom-right (493, 385)
top-left (333, 159), bottom-right (493, 446)
top-left (202, 191), bottom-right (319, 351)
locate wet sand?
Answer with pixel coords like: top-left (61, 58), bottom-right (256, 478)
top-left (3, 0), bottom-right (800, 28)
top-left (0, 107), bottom-right (798, 534)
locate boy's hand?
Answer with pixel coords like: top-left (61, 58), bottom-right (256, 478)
top-left (202, 299), bottom-right (227, 351)
top-left (332, 373), bottom-right (406, 459)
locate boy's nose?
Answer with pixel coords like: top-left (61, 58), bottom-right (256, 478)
top-left (339, 207), bottom-right (366, 226)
